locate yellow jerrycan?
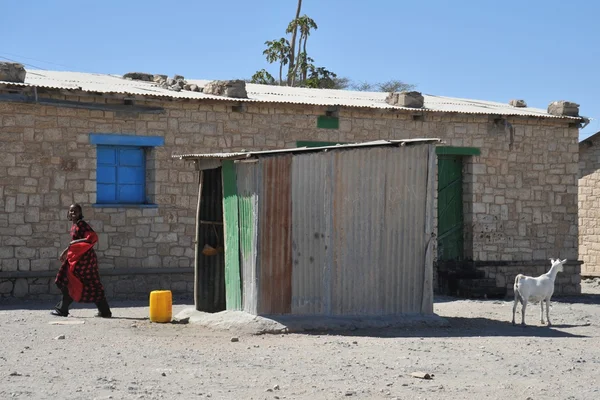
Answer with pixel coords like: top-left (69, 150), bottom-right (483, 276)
top-left (149, 290), bottom-right (172, 323)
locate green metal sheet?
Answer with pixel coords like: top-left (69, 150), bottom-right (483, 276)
top-left (222, 160), bottom-right (242, 310)
top-left (436, 146), bottom-right (480, 156)
top-left (235, 163), bottom-right (261, 314)
top-left (316, 116), bottom-right (339, 129)
top-left (437, 155), bottom-right (464, 261)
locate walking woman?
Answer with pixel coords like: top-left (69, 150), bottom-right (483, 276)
top-left (52, 204), bottom-right (112, 318)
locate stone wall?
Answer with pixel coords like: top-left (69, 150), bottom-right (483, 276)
top-left (579, 138), bottom-right (600, 276)
top-left (0, 272), bottom-right (193, 301)
top-left (0, 89), bottom-right (581, 300)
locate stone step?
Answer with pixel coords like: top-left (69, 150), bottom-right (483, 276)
top-left (457, 278), bottom-right (498, 289)
top-left (455, 278), bottom-right (507, 299)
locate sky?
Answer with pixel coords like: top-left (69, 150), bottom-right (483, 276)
top-left (1, 0), bottom-right (598, 139)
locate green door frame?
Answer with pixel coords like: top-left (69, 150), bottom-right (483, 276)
top-left (435, 146), bottom-right (480, 262)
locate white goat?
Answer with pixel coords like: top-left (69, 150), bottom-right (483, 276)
top-left (511, 258), bottom-right (566, 326)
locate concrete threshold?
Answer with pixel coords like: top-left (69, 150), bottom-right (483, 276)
top-left (175, 308), bottom-right (449, 335)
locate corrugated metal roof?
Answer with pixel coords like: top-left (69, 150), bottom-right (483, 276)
top-left (172, 139), bottom-right (442, 161)
top-left (0, 69), bottom-right (582, 120)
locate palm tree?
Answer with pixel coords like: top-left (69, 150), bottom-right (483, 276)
top-left (286, 0), bottom-right (303, 85)
top-left (263, 38), bottom-right (290, 85)
top-left (288, 15), bottom-right (318, 85)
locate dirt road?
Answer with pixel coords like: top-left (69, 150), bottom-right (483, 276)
top-left (2, 280), bottom-right (600, 400)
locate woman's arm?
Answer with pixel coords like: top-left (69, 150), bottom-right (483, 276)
top-left (69, 238), bottom-right (89, 245)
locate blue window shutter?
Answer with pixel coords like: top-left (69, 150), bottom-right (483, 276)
top-left (117, 147), bottom-right (145, 203)
top-left (96, 145), bottom-right (145, 204)
top-left (97, 146), bottom-right (117, 203)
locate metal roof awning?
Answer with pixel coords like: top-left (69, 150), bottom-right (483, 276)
top-left (172, 138), bottom-right (442, 162)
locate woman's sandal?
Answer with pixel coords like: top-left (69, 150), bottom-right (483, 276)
top-left (50, 310), bottom-right (68, 317)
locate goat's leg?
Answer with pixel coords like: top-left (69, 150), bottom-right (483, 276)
top-left (512, 291), bottom-right (520, 325)
top-left (521, 300), bottom-right (527, 326)
top-left (540, 300), bottom-right (545, 325)
top-left (546, 299), bottom-right (552, 326)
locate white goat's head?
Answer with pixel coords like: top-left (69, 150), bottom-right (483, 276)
top-left (549, 258), bottom-right (567, 272)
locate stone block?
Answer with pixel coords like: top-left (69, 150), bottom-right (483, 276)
top-left (171, 281), bottom-right (188, 292)
top-left (25, 207), bottom-right (40, 223)
top-left (4, 197), bottom-right (16, 213)
top-left (115, 280), bottom-right (135, 294)
top-left (0, 247), bottom-right (14, 259)
top-left (203, 80), bottom-right (248, 98)
top-left (29, 284), bottom-right (49, 294)
top-left (0, 62), bottom-right (26, 83)
top-left (18, 259), bottom-right (29, 271)
top-left (8, 213), bottom-right (24, 225)
top-left (39, 247), bottom-right (57, 258)
top-left (385, 91), bottom-right (424, 108)
top-left (110, 213), bottom-right (126, 226)
top-left (548, 101), bottom-right (579, 117)
top-left (0, 280), bottom-right (13, 294)
top-left (156, 233), bottom-right (177, 243)
top-left (13, 278), bottom-right (28, 297)
top-left (15, 246), bottom-right (36, 259)
top-left (142, 255), bottom-right (161, 268)
top-left (3, 236), bottom-right (25, 246)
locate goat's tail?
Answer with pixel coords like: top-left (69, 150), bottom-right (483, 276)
top-left (514, 274), bottom-right (524, 288)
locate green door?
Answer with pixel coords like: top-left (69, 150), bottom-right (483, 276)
top-left (437, 155), bottom-right (464, 261)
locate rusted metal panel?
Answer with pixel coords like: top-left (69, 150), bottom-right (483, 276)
top-left (290, 152), bottom-right (332, 315)
top-left (257, 156), bottom-right (293, 314)
top-left (235, 161), bottom-right (261, 314)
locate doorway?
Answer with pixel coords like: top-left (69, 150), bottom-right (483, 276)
top-left (437, 154), bottom-right (464, 261)
top-left (196, 167), bottom-right (226, 312)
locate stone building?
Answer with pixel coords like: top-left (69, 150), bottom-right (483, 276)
top-left (579, 131), bottom-right (600, 277)
top-left (0, 64), bottom-right (588, 301)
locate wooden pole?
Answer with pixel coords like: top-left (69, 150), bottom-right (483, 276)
top-left (194, 166), bottom-right (204, 311)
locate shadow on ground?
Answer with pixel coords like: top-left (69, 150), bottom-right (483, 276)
top-left (0, 297), bottom-right (193, 311)
top-left (269, 315), bottom-right (590, 339)
top-left (552, 294), bottom-right (600, 305)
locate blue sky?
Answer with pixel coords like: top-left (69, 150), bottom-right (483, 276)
top-left (1, 0), bottom-right (598, 138)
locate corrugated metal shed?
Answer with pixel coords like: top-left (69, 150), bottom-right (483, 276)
top-left (0, 69), bottom-right (582, 120)
top-left (181, 139), bottom-right (437, 316)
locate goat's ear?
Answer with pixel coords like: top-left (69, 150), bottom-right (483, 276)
top-left (561, 259), bottom-right (567, 264)
top-left (550, 258), bottom-right (556, 264)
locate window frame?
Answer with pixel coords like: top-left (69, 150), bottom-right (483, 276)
top-left (90, 134), bottom-right (165, 208)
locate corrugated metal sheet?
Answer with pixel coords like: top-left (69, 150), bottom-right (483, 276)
top-left (258, 156), bottom-right (293, 314)
top-left (222, 160), bottom-right (242, 310)
top-left (288, 145), bottom-right (434, 316)
top-left (173, 139), bottom-right (441, 161)
top-left (2, 69), bottom-right (581, 120)
top-left (291, 152), bottom-right (332, 315)
top-left (235, 161), bottom-right (261, 315)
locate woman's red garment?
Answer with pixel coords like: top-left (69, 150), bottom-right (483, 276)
top-left (55, 220), bottom-right (106, 303)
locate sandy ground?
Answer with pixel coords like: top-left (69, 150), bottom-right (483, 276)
top-left (2, 279), bottom-right (600, 400)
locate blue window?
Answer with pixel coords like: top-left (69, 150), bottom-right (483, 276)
top-left (90, 134), bottom-right (165, 207)
top-left (97, 146), bottom-right (146, 204)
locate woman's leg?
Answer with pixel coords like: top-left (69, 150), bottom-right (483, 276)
top-left (95, 297), bottom-right (112, 318)
top-left (52, 288), bottom-right (73, 316)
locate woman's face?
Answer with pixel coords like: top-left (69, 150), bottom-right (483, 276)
top-left (68, 205), bottom-right (81, 221)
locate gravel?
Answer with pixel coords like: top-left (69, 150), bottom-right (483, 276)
top-left (1, 281), bottom-right (599, 399)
